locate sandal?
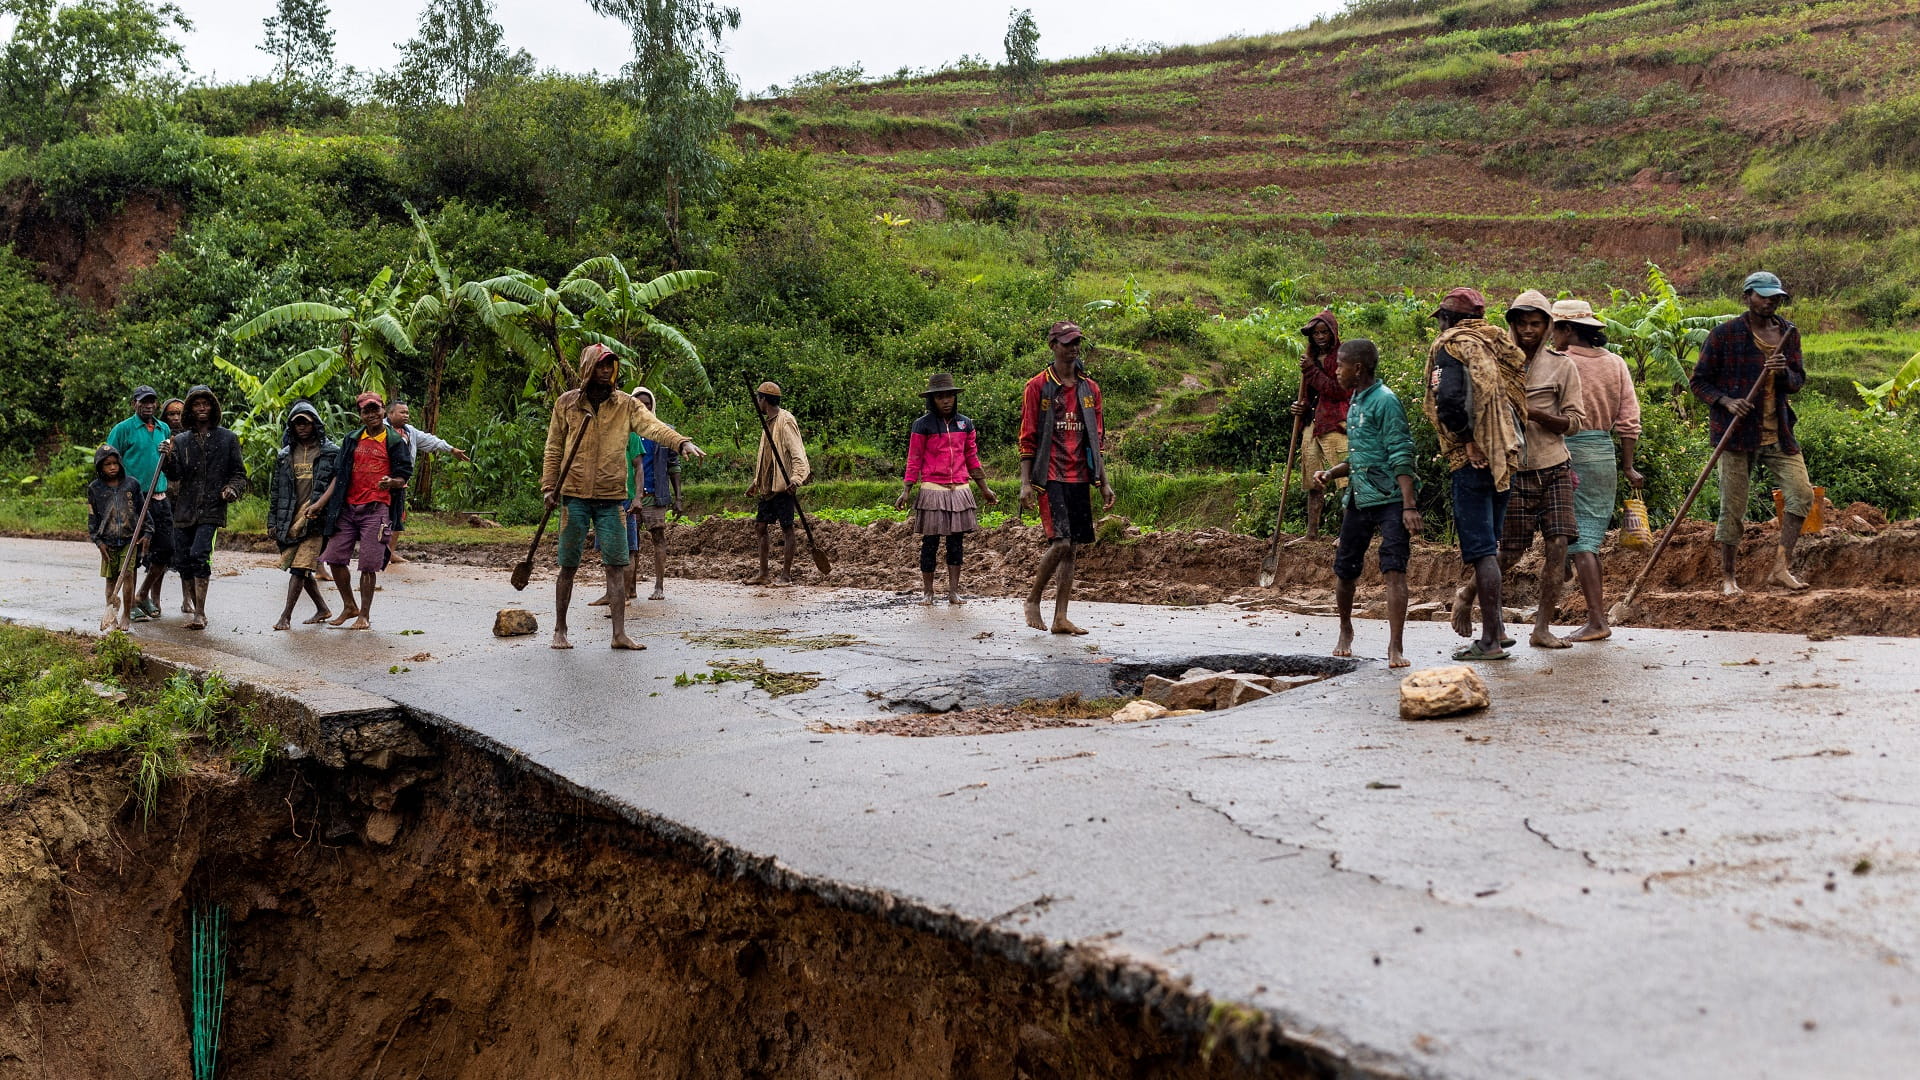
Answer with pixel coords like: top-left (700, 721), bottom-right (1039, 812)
top-left (1452, 640), bottom-right (1512, 662)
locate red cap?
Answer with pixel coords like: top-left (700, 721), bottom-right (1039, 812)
top-left (1433, 287), bottom-right (1487, 317)
top-left (355, 391), bottom-right (384, 409)
top-left (1047, 320), bottom-right (1083, 344)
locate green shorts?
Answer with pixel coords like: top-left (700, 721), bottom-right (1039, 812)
top-left (557, 497), bottom-right (630, 569)
top-left (99, 543), bottom-right (132, 580)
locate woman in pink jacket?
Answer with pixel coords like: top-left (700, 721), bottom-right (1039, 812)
top-left (895, 373), bottom-right (999, 604)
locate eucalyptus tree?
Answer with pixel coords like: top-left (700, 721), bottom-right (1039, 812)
top-left (259, 0), bottom-right (334, 84)
top-left (586, 0), bottom-right (740, 259)
top-left (385, 0), bottom-right (532, 109)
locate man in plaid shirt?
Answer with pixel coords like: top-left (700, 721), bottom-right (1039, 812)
top-left (1689, 271), bottom-right (1812, 595)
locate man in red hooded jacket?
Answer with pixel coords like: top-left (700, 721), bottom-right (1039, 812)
top-left (1291, 310), bottom-right (1351, 539)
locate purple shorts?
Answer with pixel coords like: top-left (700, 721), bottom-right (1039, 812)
top-left (322, 501), bottom-right (392, 574)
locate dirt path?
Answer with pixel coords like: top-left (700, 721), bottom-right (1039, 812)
top-left (362, 511), bottom-right (1920, 640)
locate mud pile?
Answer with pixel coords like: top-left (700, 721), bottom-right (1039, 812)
top-left (0, 723), bottom-right (1326, 1079)
top-left (383, 512), bottom-right (1920, 639)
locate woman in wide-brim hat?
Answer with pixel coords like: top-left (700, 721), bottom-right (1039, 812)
top-left (1550, 298), bottom-right (1642, 643)
top-left (895, 373), bottom-right (999, 605)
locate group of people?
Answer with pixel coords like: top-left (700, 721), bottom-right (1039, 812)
top-left (88, 386), bottom-right (471, 632)
top-left (84, 272), bottom-right (1811, 665)
top-left (1291, 270), bottom-right (1810, 665)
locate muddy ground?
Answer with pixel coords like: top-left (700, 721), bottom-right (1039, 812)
top-left (0, 721), bottom-right (1328, 1079)
top-left (342, 506), bottom-right (1919, 639)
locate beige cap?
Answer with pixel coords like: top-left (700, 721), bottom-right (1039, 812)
top-left (1551, 299), bottom-right (1606, 327)
top-left (1505, 289), bottom-right (1554, 319)
top-left (755, 381), bottom-right (782, 398)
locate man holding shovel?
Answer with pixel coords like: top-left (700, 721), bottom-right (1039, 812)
top-left (106, 386), bottom-right (172, 621)
top-left (1691, 271), bottom-right (1813, 595)
top-left (744, 381), bottom-right (810, 587)
top-left (1290, 310), bottom-right (1350, 540)
top-left (543, 344), bottom-right (704, 650)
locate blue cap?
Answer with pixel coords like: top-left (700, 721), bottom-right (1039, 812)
top-left (1742, 271), bottom-right (1788, 298)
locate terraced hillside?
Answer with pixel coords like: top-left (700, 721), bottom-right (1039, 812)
top-left (737, 0), bottom-right (1920, 295)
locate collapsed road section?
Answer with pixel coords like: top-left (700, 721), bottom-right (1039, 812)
top-left (0, 646), bottom-right (1329, 1079)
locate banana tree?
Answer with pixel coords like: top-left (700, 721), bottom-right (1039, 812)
top-left (559, 255), bottom-right (717, 407)
top-left (1600, 263), bottom-right (1731, 418)
top-left (1855, 350), bottom-right (1920, 414)
top-left (402, 204), bottom-right (515, 504)
top-left (230, 266), bottom-right (416, 403)
top-left (477, 269), bottom-right (594, 400)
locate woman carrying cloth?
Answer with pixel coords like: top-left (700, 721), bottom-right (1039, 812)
top-left (896, 373), bottom-right (998, 605)
top-left (1552, 298), bottom-right (1641, 642)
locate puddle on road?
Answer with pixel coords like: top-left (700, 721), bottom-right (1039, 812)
top-left (822, 653), bottom-right (1359, 736)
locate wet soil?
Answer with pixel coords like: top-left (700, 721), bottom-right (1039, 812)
top-left (373, 512), bottom-right (1920, 640)
top-left (0, 726), bottom-right (1328, 1079)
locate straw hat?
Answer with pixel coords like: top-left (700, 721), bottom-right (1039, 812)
top-left (1551, 299), bottom-right (1606, 327)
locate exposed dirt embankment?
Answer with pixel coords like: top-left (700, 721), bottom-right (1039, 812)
top-left (0, 184), bottom-right (182, 307)
top-left (0, 722), bottom-right (1325, 1078)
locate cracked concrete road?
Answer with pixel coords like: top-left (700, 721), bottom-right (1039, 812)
top-left (4, 536), bottom-right (1918, 1078)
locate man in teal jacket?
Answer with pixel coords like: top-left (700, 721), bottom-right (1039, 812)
top-left (1311, 339), bottom-right (1423, 669)
top-left (105, 386), bottom-right (173, 620)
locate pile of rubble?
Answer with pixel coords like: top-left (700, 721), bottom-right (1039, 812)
top-left (1106, 667), bottom-right (1326, 723)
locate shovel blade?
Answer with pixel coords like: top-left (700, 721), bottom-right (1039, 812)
top-left (812, 548), bottom-right (832, 576)
top-left (509, 561), bottom-right (532, 591)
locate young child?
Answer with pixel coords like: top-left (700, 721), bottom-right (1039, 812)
top-left (1310, 339), bottom-right (1422, 668)
top-left (86, 445), bottom-right (152, 631)
top-left (896, 373), bottom-right (997, 605)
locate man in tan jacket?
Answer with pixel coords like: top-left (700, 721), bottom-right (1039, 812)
top-left (745, 381), bottom-right (810, 586)
top-left (543, 344), bottom-right (704, 649)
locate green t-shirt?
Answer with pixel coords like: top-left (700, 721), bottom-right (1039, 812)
top-left (625, 432), bottom-right (643, 502)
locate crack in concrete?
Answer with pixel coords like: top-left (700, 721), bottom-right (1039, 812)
top-left (1522, 816), bottom-right (1602, 869)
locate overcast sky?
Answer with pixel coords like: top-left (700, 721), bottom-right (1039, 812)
top-left (163, 1), bottom-right (1335, 93)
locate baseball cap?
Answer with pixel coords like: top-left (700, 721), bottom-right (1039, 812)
top-left (1433, 287), bottom-right (1487, 317)
top-left (1742, 271), bottom-right (1788, 298)
top-left (131, 385), bottom-right (158, 403)
top-left (1047, 320), bottom-right (1083, 344)
top-left (355, 391), bottom-right (384, 409)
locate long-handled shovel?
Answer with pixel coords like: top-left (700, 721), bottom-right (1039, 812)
top-left (1609, 365), bottom-right (1771, 625)
top-left (111, 456), bottom-right (166, 628)
top-left (1257, 404), bottom-right (1307, 587)
top-left (510, 413), bottom-right (593, 591)
top-left (750, 383), bottom-right (831, 577)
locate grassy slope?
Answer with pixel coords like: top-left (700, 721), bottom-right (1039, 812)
top-left (740, 0), bottom-right (1920, 313)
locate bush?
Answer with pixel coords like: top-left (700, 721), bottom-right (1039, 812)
top-left (0, 253), bottom-right (76, 455)
top-left (29, 120), bottom-right (221, 222)
top-left (176, 79), bottom-right (352, 136)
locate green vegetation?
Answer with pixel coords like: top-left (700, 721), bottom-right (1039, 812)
top-left (2, 0), bottom-right (1917, 562)
top-left (0, 624), bottom-right (278, 815)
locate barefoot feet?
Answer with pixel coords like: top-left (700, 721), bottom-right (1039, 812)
top-left (1566, 622), bottom-right (1611, 642)
top-left (550, 631), bottom-right (572, 650)
top-left (1387, 646), bottom-right (1410, 669)
top-left (349, 615), bottom-right (371, 631)
top-left (1530, 628), bottom-right (1571, 649)
top-left (611, 634), bottom-right (645, 650)
top-left (1450, 588), bottom-right (1474, 637)
top-left (648, 587), bottom-right (666, 601)
top-left (273, 617), bottom-right (291, 631)
top-left (1332, 625), bottom-right (1354, 658)
top-left (1050, 617), bottom-right (1088, 636)
top-left (329, 607), bottom-right (360, 627)
top-left (1721, 577), bottom-right (1743, 597)
top-left (1024, 601), bottom-right (1047, 631)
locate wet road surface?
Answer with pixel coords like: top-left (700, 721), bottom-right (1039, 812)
top-left (4, 536), bottom-right (1918, 1078)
